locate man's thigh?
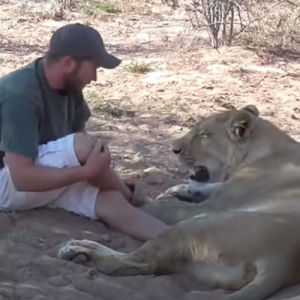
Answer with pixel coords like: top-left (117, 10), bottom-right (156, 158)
top-left (0, 133), bottom-right (98, 218)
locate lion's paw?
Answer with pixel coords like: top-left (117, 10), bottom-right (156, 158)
top-left (57, 245), bottom-right (79, 261)
top-left (164, 184), bottom-right (205, 203)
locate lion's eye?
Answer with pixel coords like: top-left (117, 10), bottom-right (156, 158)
top-left (198, 131), bottom-right (209, 138)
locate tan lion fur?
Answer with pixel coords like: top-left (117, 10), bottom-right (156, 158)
top-left (58, 105), bottom-right (300, 300)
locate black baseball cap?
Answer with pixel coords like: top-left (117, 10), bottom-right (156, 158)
top-left (48, 23), bottom-right (121, 69)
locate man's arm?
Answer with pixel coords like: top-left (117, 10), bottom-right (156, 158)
top-left (1, 98), bottom-right (87, 192)
top-left (4, 153), bottom-right (86, 192)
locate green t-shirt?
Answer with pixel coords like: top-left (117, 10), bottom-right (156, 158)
top-left (0, 57), bottom-right (91, 164)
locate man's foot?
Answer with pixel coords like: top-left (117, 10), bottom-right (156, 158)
top-left (125, 182), bottom-right (135, 193)
top-left (125, 181), bottom-right (152, 207)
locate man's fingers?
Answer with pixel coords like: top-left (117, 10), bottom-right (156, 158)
top-left (90, 139), bottom-right (103, 154)
top-left (89, 138), bottom-right (109, 155)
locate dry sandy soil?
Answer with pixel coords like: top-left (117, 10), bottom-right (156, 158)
top-left (1, 1), bottom-right (300, 299)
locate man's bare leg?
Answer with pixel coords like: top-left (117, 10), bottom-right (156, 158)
top-left (90, 167), bottom-right (147, 207)
top-left (73, 133), bottom-right (169, 241)
top-left (90, 166), bottom-right (132, 202)
top-left (94, 190), bottom-right (168, 241)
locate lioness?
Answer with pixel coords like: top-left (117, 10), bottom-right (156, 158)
top-left (58, 105), bottom-right (300, 300)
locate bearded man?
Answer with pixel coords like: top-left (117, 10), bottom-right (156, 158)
top-left (0, 23), bottom-right (168, 241)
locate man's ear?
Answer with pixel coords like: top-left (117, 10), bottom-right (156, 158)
top-left (60, 56), bottom-right (77, 73)
top-left (227, 106), bottom-right (259, 141)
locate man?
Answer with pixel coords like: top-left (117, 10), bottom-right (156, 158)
top-left (0, 23), bottom-right (168, 241)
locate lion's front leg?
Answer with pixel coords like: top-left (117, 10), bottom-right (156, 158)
top-left (159, 181), bottom-right (224, 203)
top-left (57, 239), bottom-right (153, 276)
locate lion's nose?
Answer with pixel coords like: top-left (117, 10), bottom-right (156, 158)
top-left (173, 148), bottom-right (182, 155)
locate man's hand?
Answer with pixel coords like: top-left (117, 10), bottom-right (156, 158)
top-left (82, 139), bottom-right (112, 180)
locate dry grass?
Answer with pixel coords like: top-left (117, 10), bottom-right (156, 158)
top-left (83, 1), bottom-right (121, 15)
top-left (123, 60), bottom-right (153, 73)
top-left (8, 0), bottom-right (169, 21)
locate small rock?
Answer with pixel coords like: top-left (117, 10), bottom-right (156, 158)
top-left (201, 85), bottom-right (214, 90)
top-left (147, 174), bottom-right (164, 185)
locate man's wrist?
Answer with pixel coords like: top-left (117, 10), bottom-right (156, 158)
top-left (77, 164), bottom-right (90, 181)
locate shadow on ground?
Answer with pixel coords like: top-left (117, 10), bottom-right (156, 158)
top-left (87, 107), bottom-right (190, 197)
top-left (254, 46), bottom-right (300, 64)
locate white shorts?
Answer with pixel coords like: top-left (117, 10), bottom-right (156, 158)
top-left (0, 134), bottom-right (99, 220)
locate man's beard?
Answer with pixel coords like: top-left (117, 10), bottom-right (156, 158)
top-left (65, 72), bottom-right (84, 92)
top-left (56, 74), bottom-right (82, 96)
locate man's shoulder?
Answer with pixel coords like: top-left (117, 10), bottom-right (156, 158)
top-left (0, 58), bottom-right (43, 101)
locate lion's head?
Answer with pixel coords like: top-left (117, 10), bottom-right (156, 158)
top-left (172, 105), bottom-right (296, 183)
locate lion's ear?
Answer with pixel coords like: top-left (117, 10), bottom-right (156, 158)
top-left (227, 109), bottom-right (258, 141)
top-left (241, 105), bottom-right (259, 116)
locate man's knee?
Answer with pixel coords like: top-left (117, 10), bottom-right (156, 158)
top-left (73, 132), bottom-right (96, 165)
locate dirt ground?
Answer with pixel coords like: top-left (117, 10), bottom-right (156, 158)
top-left (1, 1), bottom-right (300, 299)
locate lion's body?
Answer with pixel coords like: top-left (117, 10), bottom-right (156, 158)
top-left (58, 105), bottom-right (300, 300)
